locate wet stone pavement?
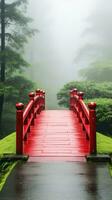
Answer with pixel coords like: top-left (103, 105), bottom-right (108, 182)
top-left (0, 162), bottom-right (112, 200)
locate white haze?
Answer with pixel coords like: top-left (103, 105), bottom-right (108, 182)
top-left (25, 0), bottom-right (97, 109)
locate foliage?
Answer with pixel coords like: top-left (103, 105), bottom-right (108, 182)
top-left (0, 76), bottom-right (35, 137)
top-left (57, 81), bottom-right (112, 135)
top-left (57, 81), bottom-right (112, 108)
top-left (0, 0), bottom-right (37, 136)
top-left (79, 60), bottom-right (112, 82)
top-left (0, 161), bottom-right (16, 192)
top-left (0, 131), bottom-right (16, 191)
top-left (0, 0), bottom-right (36, 77)
top-left (86, 98), bottom-right (112, 135)
top-left (5, 75), bottom-right (35, 104)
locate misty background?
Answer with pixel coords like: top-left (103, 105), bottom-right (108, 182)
top-left (25, 0), bottom-right (111, 109)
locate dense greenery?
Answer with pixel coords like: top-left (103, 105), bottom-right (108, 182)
top-left (0, 0), bottom-right (36, 137)
top-left (57, 81), bottom-right (112, 135)
top-left (79, 61), bottom-right (112, 82)
top-left (0, 161), bottom-right (16, 191)
top-left (85, 98), bottom-right (112, 135)
top-left (1, 77), bottom-right (35, 138)
top-left (57, 81), bottom-right (112, 107)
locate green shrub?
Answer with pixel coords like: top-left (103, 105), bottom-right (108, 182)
top-left (86, 98), bottom-right (112, 136)
top-left (57, 81), bottom-right (112, 107)
top-left (57, 81), bottom-right (112, 135)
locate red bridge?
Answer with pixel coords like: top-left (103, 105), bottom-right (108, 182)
top-left (16, 89), bottom-right (96, 162)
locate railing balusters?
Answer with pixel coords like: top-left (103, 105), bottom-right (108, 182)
top-left (70, 88), bottom-right (96, 154)
top-left (16, 89), bottom-right (45, 155)
top-left (29, 92), bottom-right (35, 126)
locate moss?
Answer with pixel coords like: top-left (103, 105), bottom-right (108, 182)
top-left (0, 162), bottom-right (17, 191)
top-left (0, 132), bottom-right (16, 191)
top-left (0, 132), bottom-right (16, 154)
top-left (97, 132), bottom-right (112, 154)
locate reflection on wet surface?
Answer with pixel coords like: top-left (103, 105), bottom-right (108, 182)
top-left (0, 162), bottom-right (112, 200)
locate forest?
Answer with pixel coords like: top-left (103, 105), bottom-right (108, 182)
top-left (0, 0), bottom-right (112, 138)
top-left (0, 0), bottom-right (112, 197)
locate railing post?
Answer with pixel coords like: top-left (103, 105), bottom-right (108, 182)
top-left (36, 89), bottom-right (41, 96)
top-left (70, 89), bottom-right (77, 110)
top-left (77, 92), bottom-right (84, 122)
top-left (70, 90), bottom-right (73, 110)
top-left (16, 103), bottom-right (24, 155)
top-left (36, 89), bottom-right (41, 114)
top-left (39, 90), bottom-right (45, 111)
top-left (78, 91), bottom-right (84, 100)
top-left (29, 92), bottom-right (35, 125)
top-left (88, 102), bottom-right (97, 154)
top-left (42, 91), bottom-right (45, 110)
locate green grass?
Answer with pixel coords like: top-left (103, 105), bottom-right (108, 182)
top-left (0, 131), bottom-right (112, 191)
top-left (0, 132), bottom-right (16, 191)
top-left (97, 132), bottom-right (112, 154)
top-left (0, 131), bottom-right (112, 155)
top-left (0, 132), bottom-right (16, 154)
top-left (0, 162), bottom-right (16, 191)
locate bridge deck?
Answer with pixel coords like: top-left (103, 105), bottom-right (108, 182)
top-left (24, 110), bottom-right (89, 162)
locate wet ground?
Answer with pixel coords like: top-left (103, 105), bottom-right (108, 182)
top-left (0, 162), bottom-right (112, 200)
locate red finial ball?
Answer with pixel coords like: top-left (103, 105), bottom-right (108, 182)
top-left (88, 102), bottom-right (96, 110)
top-left (73, 88), bottom-right (78, 95)
top-left (78, 91), bottom-right (84, 99)
top-left (36, 89), bottom-right (41, 96)
top-left (16, 103), bottom-right (24, 110)
top-left (29, 92), bottom-right (35, 99)
top-left (36, 89), bottom-right (40, 93)
top-left (40, 90), bottom-right (43, 95)
top-left (73, 88), bottom-right (78, 92)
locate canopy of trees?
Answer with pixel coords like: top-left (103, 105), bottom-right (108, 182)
top-left (79, 60), bottom-right (112, 82)
top-left (57, 81), bottom-right (112, 135)
top-left (0, 0), bottom-right (36, 137)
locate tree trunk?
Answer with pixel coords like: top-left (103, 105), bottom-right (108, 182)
top-left (0, 0), bottom-right (5, 134)
top-left (0, 94), bottom-right (4, 135)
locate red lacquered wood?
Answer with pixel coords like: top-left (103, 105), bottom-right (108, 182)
top-left (23, 100), bottom-right (33, 122)
top-left (24, 110), bottom-right (89, 161)
top-left (88, 102), bottom-right (96, 154)
top-left (29, 92), bottom-right (35, 125)
top-left (70, 88), bottom-right (97, 154)
top-left (16, 103), bottom-right (24, 154)
top-left (16, 89), bottom-right (45, 155)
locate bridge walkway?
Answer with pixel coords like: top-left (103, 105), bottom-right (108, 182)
top-left (24, 110), bottom-right (89, 162)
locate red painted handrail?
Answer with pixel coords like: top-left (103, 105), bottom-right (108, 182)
top-left (70, 88), bottom-right (96, 154)
top-left (16, 89), bottom-right (45, 154)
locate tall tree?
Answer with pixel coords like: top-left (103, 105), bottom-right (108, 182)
top-left (0, 0), bottom-right (5, 130)
top-left (0, 0), bottom-right (36, 132)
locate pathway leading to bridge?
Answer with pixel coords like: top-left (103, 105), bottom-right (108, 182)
top-left (24, 110), bottom-right (89, 162)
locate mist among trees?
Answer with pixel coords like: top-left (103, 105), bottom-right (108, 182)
top-left (75, 0), bottom-right (112, 80)
top-left (0, 0), bottom-right (112, 137)
top-left (0, 0), bottom-right (36, 137)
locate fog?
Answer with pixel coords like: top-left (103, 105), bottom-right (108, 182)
top-left (75, 0), bottom-right (112, 67)
top-left (25, 0), bottom-right (109, 108)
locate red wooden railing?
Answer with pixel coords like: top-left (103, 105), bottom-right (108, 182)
top-left (70, 88), bottom-right (97, 154)
top-left (16, 89), bottom-right (45, 154)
